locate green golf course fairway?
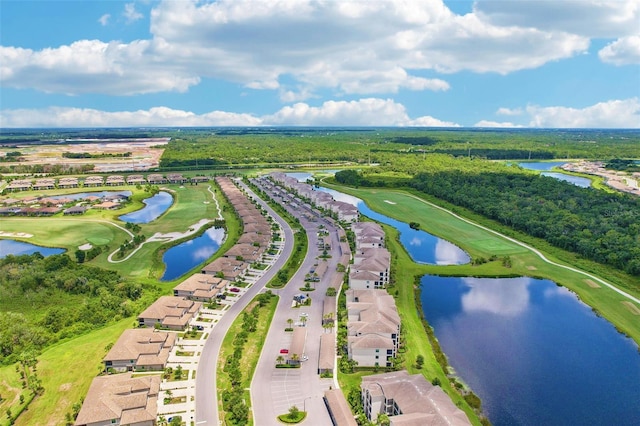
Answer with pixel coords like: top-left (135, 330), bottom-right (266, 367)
top-left (327, 184), bottom-right (640, 345)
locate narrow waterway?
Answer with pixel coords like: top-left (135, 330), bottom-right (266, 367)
top-left (517, 162), bottom-right (592, 188)
top-left (160, 227), bottom-right (226, 281)
top-left (317, 187), bottom-right (470, 265)
top-left (119, 191), bottom-right (173, 223)
top-left (0, 239), bottom-right (65, 257)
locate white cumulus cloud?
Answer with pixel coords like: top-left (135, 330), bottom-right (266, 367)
top-left (123, 3), bottom-right (143, 23)
top-left (474, 120), bottom-right (523, 128)
top-left (0, 0), bottom-right (600, 96)
top-left (474, 0), bottom-right (640, 38)
top-left (526, 98), bottom-right (640, 128)
top-left (0, 40), bottom-right (200, 95)
top-left (599, 35), bottom-right (640, 65)
top-left (98, 14), bottom-right (111, 26)
top-left (496, 107), bottom-right (524, 116)
top-left (0, 98), bottom-right (459, 128)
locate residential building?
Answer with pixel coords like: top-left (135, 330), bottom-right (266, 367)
top-left (173, 274), bottom-right (228, 301)
top-left (103, 329), bottom-right (176, 372)
top-left (324, 389), bottom-right (358, 426)
top-left (74, 373), bottom-right (160, 426)
top-left (361, 371), bottom-right (471, 426)
top-left (137, 296), bottom-right (202, 330)
top-left (346, 289), bottom-right (400, 367)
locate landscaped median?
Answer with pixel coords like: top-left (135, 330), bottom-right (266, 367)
top-left (216, 291), bottom-right (278, 425)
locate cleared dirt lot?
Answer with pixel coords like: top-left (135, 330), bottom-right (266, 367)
top-left (0, 138), bottom-right (169, 172)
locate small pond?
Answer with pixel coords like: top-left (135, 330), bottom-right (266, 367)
top-left (49, 190), bottom-right (132, 200)
top-left (0, 239), bottom-right (65, 258)
top-left (420, 275), bottom-right (640, 426)
top-left (318, 187), bottom-right (469, 265)
top-left (161, 227), bottom-right (226, 281)
top-left (517, 162), bottom-right (592, 188)
top-left (119, 191), bottom-right (173, 224)
top-left (284, 170), bottom-right (341, 182)
top-left (540, 172), bottom-right (591, 188)
top-left (517, 161), bottom-right (568, 171)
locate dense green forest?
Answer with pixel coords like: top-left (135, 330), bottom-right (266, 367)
top-left (0, 253), bottom-right (157, 365)
top-left (157, 128), bottom-right (640, 169)
top-left (336, 156), bottom-right (640, 276)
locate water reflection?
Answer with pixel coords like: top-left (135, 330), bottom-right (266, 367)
top-left (49, 190), bottom-right (132, 200)
top-left (461, 277), bottom-right (530, 316)
top-left (541, 172), bottom-right (591, 188)
top-left (161, 227), bottom-right (225, 281)
top-left (421, 275), bottom-right (640, 426)
top-left (518, 161), bottom-right (568, 171)
top-left (517, 162), bottom-right (592, 188)
top-left (0, 239), bottom-right (65, 258)
top-left (318, 187), bottom-right (470, 265)
top-left (119, 191), bottom-right (173, 224)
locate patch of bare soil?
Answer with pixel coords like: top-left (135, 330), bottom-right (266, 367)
top-left (58, 383), bottom-right (72, 392)
top-left (621, 301), bottom-right (640, 315)
top-left (584, 279), bottom-right (600, 288)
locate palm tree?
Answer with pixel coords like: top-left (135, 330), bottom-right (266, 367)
top-left (287, 318), bottom-right (293, 329)
top-left (276, 355), bottom-right (284, 365)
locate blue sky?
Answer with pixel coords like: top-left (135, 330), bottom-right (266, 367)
top-left (1, 0), bottom-right (639, 128)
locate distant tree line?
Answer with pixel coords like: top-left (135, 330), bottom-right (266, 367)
top-left (62, 152), bottom-right (131, 159)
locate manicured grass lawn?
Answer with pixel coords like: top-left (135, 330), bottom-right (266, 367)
top-left (0, 218), bottom-right (129, 254)
top-left (332, 184), bottom-right (640, 345)
top-left (7, 318), bottom-right (133, 426)
top-left (1, 182), bottom-right (235, 283)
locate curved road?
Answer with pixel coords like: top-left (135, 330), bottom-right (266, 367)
top-left (194, 180), bottom-right (295, 426)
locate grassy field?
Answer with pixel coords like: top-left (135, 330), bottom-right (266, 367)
top-left (1, 183), bottom-right (227, 281)
top-left (327, 183), bottom-right (640, 344)
top-left (0, 318), bottom-right (133, 426)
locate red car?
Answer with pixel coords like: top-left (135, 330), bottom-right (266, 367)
top-left (230, 287), bottom-right (240, 293)
top-left (280, 349), bottom-right (289, 354)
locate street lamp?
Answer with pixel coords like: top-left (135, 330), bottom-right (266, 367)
top-left (303, 396), bottom-right (313, 412)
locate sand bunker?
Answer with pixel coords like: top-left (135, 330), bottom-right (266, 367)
top-left (621, 301), bottom-right (640, 315)
top-left (384, 200), bottom-right (397, 205)
top-left (584, 279), bottom-right (601, 288)
top-left (0, 231), bottom-right (33, 238)
top-left (78, 243), bottom-right (93, 250)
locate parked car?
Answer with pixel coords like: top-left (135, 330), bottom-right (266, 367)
top-left (280, 349), bottom-right (289, 354)
top-left (230, 287), bottom-right (240, 293)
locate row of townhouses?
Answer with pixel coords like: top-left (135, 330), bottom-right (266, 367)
top-left (75, 177), bottom-right (275, 426)
top-left (269, 172), bottom-right (359, 222)
top-left (5, 173), bottom-right (208, 192)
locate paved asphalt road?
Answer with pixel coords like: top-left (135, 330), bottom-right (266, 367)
top-left (250, 180), bottom-right (343, 425)
top-left (194, 180), bottom-right (295, 426)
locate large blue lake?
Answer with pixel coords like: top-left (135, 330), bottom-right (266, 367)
top-left (0, 239), bottom-right (65, 258)
top-left (420, 275), bottom-right (640, 426)
top-left (160, 227), bottom-right (226, 281)
top-left (318, 187), bottom-right (470, 265)
top-left (119, 191), bottom-right (173, 224)
top-left (517, 162), bottom-right (591, 188)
